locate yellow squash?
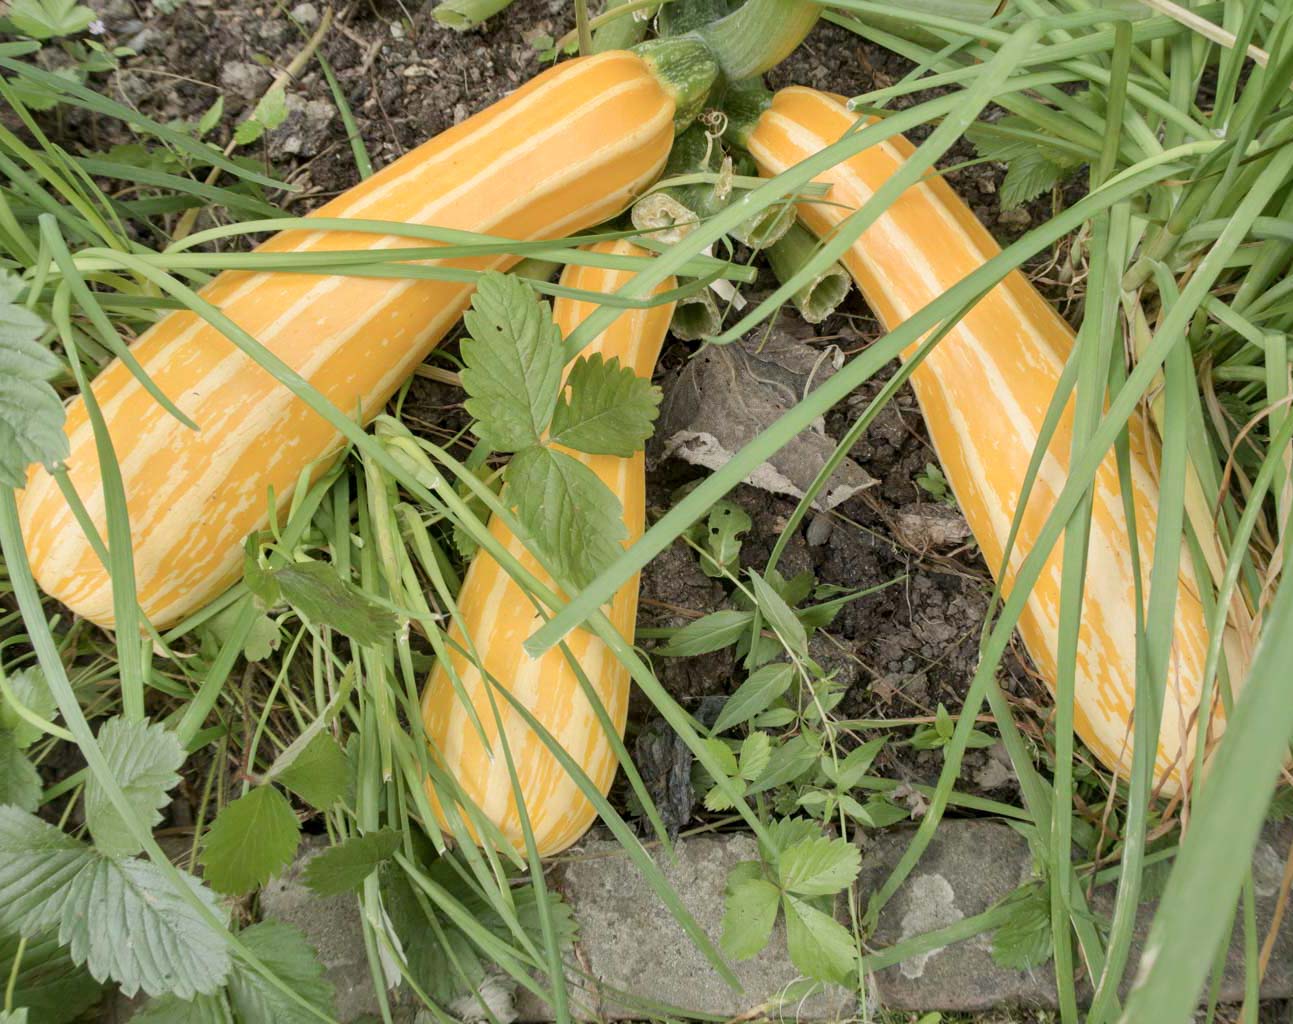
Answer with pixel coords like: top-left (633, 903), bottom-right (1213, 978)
top-left (20, 49), bottom-right (696, 629)
top-left (421, 242), bottom-right (675, 855)
top-left (745, 87), bottom-right (1233, 791)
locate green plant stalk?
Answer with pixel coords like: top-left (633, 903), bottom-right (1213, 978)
top-left (432, 0), bottom-right (515, 29)
top-left (632, 37), bottom-right (720, 132)
top-left (766, 223), bottom-right (851, 323)
top-left (695, 0), bottom-right (821, 80)
top-left (631, 124), bottom-right (723, 243)
top-left (592, 0), bottom-right (653, 51)
top-left (670, 287), bottom-right (723, 339)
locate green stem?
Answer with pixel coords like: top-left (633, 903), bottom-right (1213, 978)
top-left (766, 223), bottom-right (852, 323)
top-left (632, 37), bottom-right (721, 131)
top-left (696, 0), bottom-right (820, 79)
top-left (592, 0), bottom-right (654, 50)
top-left (670, 287), bottom-right (723, 339)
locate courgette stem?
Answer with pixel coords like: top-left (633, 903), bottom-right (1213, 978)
top-left (670, 287), bottom-right (723, 339)
top-left (592, 0), bottom-right (654, 51)
top-left (767, 222), bottom-right (852, 323)
top-left (633, 37), bottom-right (721, 131)
top-left (696, 0), bottom-right (820, 80)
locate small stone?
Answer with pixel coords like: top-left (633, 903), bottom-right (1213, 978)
top-left (290, 1), bottom-right (319, 25)
top-left (268, 94), bottom-right (336, 159)
top-left (997, 207), bottom-right (1032, 229)
top-left (806, 511), bottom-right (834, 547)
top-left (220, 60), bottom-right (271, 101)
top-left (124, 25), bottom-right (163, 51)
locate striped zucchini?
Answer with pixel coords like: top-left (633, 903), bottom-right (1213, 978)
top-left (743, 87), bottom-right (1233, 790)
top-left (421, 242), bottom-right (675, 855)
top-left (19, 46), bottom-right (714, 629)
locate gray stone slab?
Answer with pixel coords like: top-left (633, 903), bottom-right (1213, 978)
top-left (260, 838), bottom-right (386, 1023)
top-left (859, 819), bottom-right (1293, 1012)
top-left (241, 822), bottom-right (1292, 1021)
top-left (517, 834), bottom-right (855, 1021)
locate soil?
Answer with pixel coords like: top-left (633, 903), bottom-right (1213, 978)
top-left (76, 0), bottom-right (1066, 802)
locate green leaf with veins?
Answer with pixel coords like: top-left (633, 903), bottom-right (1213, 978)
top-left (60, 856), bottom-right (230, 998)
top-left (1, 667), bottom-right (58, 748)
top-left (84, 717), bottom-right (184, 859)
top-left (200, 786), bottom-right (300, 896)
top-left (8, 0), bottom-right (96, 38)
top-left (0, 273), bottom-right (68, 488)
top-left (720, 875), bottom-right (780, 960)
top-left (0, 732), bottom-right (40, 812)
top-left (695, 500), bottom-right (751, 578)
top-left (783, 894), bottom-right (856, 984)
top-left (749, 571), bottom-right (808, 659)
top-left (737, 731), bottom-right (771, 782)
top-left (504, 445), bottom-right (626, 589)
top-left (0, 926), bottom-right (103, 1024)
top-left (712, 662), bottom-right (794, 734)
top-left (990, 883), bottom-right (1053, 971)
top-left (658, 609), bottom-right (753, 656)
top-left (778, 834), bottom-right (861, 897)
top-left (0, 808), bottom-right (93, 934)
top-left (302, 829), bottom-right (403, 896)
top-left (128, 992), bottom-right (234, 1024)
top-left (227, 921), bottom-right (335, 1024)
top-left (460, 272), bottom-right (564, 452)
top-left (549, 352), bottom-right (661, 456)
top-left (276, 731), bottom-right (350, 810)
top-left (271, 560), bottom-right (398, 645)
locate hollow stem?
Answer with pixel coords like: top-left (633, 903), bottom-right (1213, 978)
top-left (696, 0), bottom-right (820, 80)
top-left (767, 222), bottom-right (852, 323)
top-left (670, 288), bottom-right (723, 339)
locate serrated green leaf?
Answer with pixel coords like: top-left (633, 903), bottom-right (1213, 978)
top-left (719, 876), bottom-right (779, 960)
top-left (696, 501), bottom-right (752, 578)
top-left (129, 992), bottom-right (233, 1024)
top-left (0, 273), bottom-right (67, 488)
top-left (990, 884), bottom-right (1053, 971)
top-left (271, 560), bottom-right (398, 645)
top-left (778, 835), bottom-right (860, 897)
top-left (0, 731), bottom-right (41, 812)
top-left (276, 732), bottom-right (349, 810)
top-left (549, 353), bottom-right (661, 456)
top-left (0, 926), bottom-right (103, 1024)
top-left (301, 829), bottom-right (402, 896)
top-left (658, 609), bottom-right (753, 656)
top-left (505, 445), bottom-right (626, 589)
top-left (0, 807), bottom-right (95, 935)
top-left (702, 778), bottom-right (743, 812)
top-left (749, 571), bottom-right (808, 659)
top-left (713, 663), bottom-right (794, 734)
top-left (233, 118), bottom-right (266, 146)
top-left (783, 895), bottom-right (855, 984)
top-left (227, 921), bottom-right (335, 1024)
top-left (765, 816), bottom-right (821, 856)
top-left (59, 856), bottom-right (230, 998)
top-left (251, 87), bottom-right (288, 131)
top-left (1, 667), bottom-right (58, 748)
top-left (8, 0), bottom-right (96, 38)
top-left (197, 96), bottom-right (224, 138)
top-left (461, 272), bottom-right (564, 451)
top-left (84, 717), bottom-right (184, 859)
top-left (200, 787), bottom-right (300, 895)
top-left (1000, 148), bottom-right (1066, 210)
top-left (738, 731), bottom-right (771, 782)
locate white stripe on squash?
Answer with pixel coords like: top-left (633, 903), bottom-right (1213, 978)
top-left (747, 87), bottom-right (1236, 791)
top-left (420, 244), bottom-right (675, 856)
top-left (20, 52), bottom-right (676, 629)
